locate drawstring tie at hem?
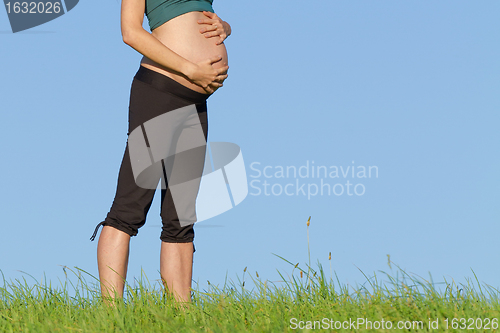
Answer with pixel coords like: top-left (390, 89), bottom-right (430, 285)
top-left (90, 221), bottom-right (106, 241)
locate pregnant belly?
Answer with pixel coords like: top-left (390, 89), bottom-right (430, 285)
top-left (140, 11), bottom-right (229, 94)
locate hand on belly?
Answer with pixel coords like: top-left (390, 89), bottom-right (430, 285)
top-left (141, 12), bottom-right (229, 94)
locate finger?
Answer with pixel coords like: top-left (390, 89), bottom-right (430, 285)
top-left (202, 11), bottom-right (216, 19)
top-left (197, 18), bottom-right (217, 25)
top-left (200, 25), bottom-right (218, 34)
top-left (215, 73), bottom-right (228, 80)
top-left (203, 30), bottom-right (221, 38)
top-left (204, 82), bottom-right (219, 94)
top-left (216, 65), bottom-right (229, 75)
top-left (200, 27), bottom-right (215, 34)
top-left (201, 23), bottom-right (216, 31)
top-left (210, 82), bottom-right (223, 89)
top-left (207, 55), bottom-right (223, 65)
top-left (215, 74), bottom-right (228, 83)
top-left (216, 35), bottom-right (225, 45)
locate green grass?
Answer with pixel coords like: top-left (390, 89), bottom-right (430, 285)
top-left (1, 259), bottom-right (500, 332)
top-left (1, 261), bottom-right (500, 332)
top-left (0, 259), bottom-right (500, 332)
top-left (1, 217), bottom-right (499, 332)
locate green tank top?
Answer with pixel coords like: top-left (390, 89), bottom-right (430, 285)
top-left (145, 0), bottom-right (214, 31)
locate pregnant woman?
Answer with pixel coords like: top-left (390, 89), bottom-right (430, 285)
top-left (89, 0), bottom-right (230, 306)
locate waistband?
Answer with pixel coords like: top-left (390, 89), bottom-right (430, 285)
top-left (134, 65), bottom-right (211, 104)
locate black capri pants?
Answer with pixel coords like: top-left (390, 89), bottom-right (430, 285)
top-left (90, 65), bottom-right (211, 252)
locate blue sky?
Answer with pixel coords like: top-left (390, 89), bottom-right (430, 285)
top-left (0, 0), bottom-right (499, 297)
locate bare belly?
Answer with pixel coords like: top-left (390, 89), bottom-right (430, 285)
top-left (140, 11), bottom-right (229, 94)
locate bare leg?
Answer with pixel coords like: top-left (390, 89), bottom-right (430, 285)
top-left (160, 242), bottom-right (194, 305)
top-left (97, 225), bottom-right (131, 306)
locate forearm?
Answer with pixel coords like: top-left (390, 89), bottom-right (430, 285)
top-left (122, 28), bottom-right (195, 80)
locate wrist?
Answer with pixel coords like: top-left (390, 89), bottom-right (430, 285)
top-left (181, 62), bottom-right (197, 81)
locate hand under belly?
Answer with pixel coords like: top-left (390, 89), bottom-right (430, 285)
top-left (140, 11), bottom-right (229, 94)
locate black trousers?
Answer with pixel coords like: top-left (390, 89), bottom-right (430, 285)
top-left (90, 65), bottom-right (211, 253)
